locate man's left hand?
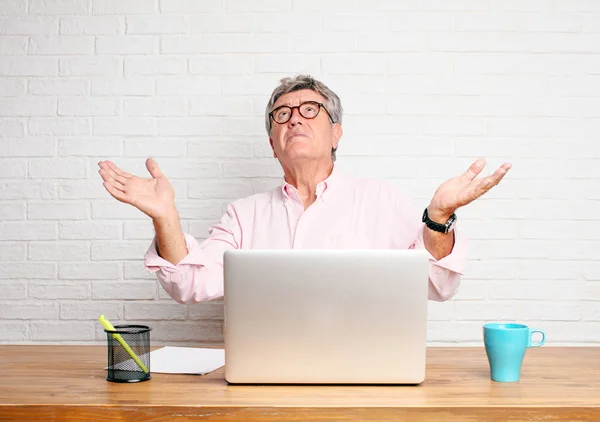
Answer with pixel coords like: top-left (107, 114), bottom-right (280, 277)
top-left (427, 158), bottom-right (512, 222)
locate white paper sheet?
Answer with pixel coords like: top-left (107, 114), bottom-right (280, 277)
top-left (149, 346), bottom-right (225, 375)
top-left (107, 346), bottom-right (225, 375)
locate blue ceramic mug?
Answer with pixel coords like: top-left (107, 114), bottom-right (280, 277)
top-left (483, 323), bottom-right (546, 382)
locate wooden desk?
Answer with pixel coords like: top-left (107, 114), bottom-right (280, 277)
top-left (0, 346), bottom-right (598, 421)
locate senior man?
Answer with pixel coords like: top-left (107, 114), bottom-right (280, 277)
top-left (98, 74), bottom-right (511, 303)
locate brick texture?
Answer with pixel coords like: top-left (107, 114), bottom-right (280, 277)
top-left (0, 0), bottom-right (598, 346)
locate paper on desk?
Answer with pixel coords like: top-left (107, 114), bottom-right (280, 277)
top-left (149, 346), bottom-right (225, 375)
top-left (106, 346), bottom-right (225, 375)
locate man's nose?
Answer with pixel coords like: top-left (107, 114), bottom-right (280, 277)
top-left (288, 107), bottom-right (303, 126)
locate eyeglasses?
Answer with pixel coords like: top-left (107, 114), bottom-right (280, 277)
top-left (269, 101), bottom-right (334, 125)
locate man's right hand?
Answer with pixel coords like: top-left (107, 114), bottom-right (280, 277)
top-left (98, 158), bottom-right (176, 220)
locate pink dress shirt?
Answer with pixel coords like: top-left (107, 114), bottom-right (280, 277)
top-left (144, 166), bottom-right (468, 304)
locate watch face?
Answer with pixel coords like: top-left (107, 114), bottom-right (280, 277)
top-left (446, 214), bottom-right (457, 232)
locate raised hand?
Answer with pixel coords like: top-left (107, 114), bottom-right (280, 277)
top-left (97, 158), bottom-right (176, 220)
top-left (427, 158), bottom-right (512, 221)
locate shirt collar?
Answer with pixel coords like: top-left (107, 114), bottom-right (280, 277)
top-left (280, 165), bottom-right (342, 203)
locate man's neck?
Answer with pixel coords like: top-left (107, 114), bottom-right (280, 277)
top-left (282, 161), bottom-right (334, 209)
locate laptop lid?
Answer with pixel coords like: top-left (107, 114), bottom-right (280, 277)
top-left (223, 249), bottom-right (429, 384)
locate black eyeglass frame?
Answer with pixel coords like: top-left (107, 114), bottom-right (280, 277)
top-left (269, 101), bottom-right (335, 126)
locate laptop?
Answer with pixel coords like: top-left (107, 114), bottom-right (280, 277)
top-left (223, 249), bottom-right (429, 384)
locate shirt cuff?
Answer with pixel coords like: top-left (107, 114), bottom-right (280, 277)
top-left (144, 233), bottom-right (199, 272)
top-left (415, 223), bottom-right (468, 275)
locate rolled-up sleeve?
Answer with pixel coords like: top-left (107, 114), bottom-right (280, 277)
top-left (413, 224), bottom-right (468, 302)
top-left (144, 204), bottom-right (241, 304)
top-left (389, 184), bottom-right (468, 302)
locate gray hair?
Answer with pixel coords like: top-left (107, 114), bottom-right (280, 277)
top-left (265, 74), bottom-right (343, 162)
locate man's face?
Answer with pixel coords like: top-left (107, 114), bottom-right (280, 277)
top-left (269, 89), bottom-right (342, 164)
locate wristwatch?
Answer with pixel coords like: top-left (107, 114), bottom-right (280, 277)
top-left (422, 208), bottom-right (457, 234)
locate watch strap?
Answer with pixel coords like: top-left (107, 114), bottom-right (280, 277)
top-left (422, 208), bottom-right (456, 234)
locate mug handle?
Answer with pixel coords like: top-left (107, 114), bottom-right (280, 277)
top-left (528, 329), bottom-right (546, 347)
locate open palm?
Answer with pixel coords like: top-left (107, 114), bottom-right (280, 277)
top-left (98, 158), bottom-right (175, 220)
top-left (429, 158), bottom-right (512, 217)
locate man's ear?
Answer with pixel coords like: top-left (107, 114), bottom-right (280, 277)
top-left (332, 123), bottom-right (343, 150)
top-left (269, 138), bottom-right (277, 158)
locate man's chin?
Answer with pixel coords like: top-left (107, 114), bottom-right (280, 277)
top-left (281, 148), bottom-right (324, 162)
top-left (287, 135), bottom-right (310, 143)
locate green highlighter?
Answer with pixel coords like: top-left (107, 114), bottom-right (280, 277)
top-left (98, 314), bottom-right (149, 374)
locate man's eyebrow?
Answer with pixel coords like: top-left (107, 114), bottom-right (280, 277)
top-left (274, 99), bottom-right (317, 108)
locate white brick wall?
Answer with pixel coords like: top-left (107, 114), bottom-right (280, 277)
top-left (1, 0), bottom-right (599, 346)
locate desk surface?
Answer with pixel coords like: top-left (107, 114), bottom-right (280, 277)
top-left (0, 346), bottom-right (598, 421)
